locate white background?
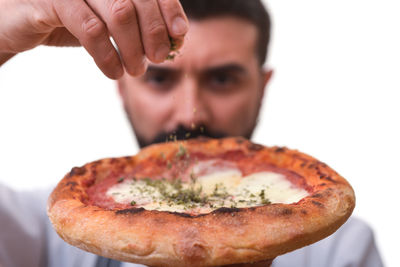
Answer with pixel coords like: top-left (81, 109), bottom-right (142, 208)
top-left (0, 0), bottom-right (399, 266)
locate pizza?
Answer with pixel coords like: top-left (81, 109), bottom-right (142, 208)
top-left (47, 137), bottom-right (355, 267)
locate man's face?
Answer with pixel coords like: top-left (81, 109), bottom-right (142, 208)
top-left (118, 17), bottom-right (272, 147)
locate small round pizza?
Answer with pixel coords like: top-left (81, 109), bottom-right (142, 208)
top-left (47, 137), bottom-right (355, 267)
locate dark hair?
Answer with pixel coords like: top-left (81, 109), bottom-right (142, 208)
top-left (179, 0), bottom-right (271, 66)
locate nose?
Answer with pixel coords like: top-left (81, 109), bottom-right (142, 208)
top-left (172, 77), bottom-right (208, 130)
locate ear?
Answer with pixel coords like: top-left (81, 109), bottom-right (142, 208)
top-left (259, 68), bottom-right (274, 99)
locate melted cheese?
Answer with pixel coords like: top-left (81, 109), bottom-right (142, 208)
top-left (107, 169), bottom-right (309, 214)
top-left (194, 169), bottom-right (242, 195)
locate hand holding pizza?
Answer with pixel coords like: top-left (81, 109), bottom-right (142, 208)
top-left (0, 0), bottom-right (188, 78)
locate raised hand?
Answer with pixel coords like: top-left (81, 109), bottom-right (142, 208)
top-left (0, 0), bottom-right (188, 78)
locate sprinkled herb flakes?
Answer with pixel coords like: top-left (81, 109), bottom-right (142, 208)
top-left (176, 144), bottom-right (187, 158)
top-left (109, 174), bottom-right (274, 211)
top-left (166, 36), bottom-right (178, 60)
top-left (119, 177), bottom-right (272, 210)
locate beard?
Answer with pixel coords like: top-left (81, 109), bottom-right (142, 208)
top-left (133, 123), bottom-right (255, 148)
top-left (124, 108), bottom-right (257, 149)
top-left (135, 124), bottom-right (231, 148)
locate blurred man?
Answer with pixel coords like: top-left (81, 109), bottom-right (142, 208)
top-left (118, 1), bottom-right (271, 149)
top-left (0, 0), bottom-right (383, 266)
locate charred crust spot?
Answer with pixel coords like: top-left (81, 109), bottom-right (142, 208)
top-left (322, 176), bottom-right (336, 183)
top-left (213, 207), bottom-right (241, 214)
top-left (314, 165), bottom-right (337, 183)
top-left (278, 208), bottom-right (293, 216)
top-left (301, 209), bottom-right (308, 215)
top-left (168, 212), bottom-right (194, 218)
top-left (320, 183), bottom-right (327, 186)
top-left (66, 181), bottom-right (78, 188)
top-left (116, 208), bottom-right (145, 215)
top-left (166, 212), bottom-right (207, 218)
top-left (311, 201), bottom-right (324, 208)
top-left (247, 143), bottom-right (264, 151)
top-left (275, 147), bottom-right (286, 153)
top-left (169, 212), bottom-right (193, 218)
top-left (69, 167), bottom-right (87, 177)
top-left (311, 193), bottom-right (323, 198)
top-left (308, 163), bottom-right (316, 169)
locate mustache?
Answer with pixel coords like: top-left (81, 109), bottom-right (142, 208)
top-left (150, 125), bottom-right (227, 145)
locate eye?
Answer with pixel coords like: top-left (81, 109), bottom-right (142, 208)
top-left (210, 73), bottom-right (235, 85)
top-left (205, 72), bottom-right (239, 93)
top-left (142, 70), bottom-right (176, 92)
top-left (144, 72), bottom-right (169, 85)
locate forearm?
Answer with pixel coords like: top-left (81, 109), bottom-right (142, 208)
top-left (0, 52), bottom-right (16, 66)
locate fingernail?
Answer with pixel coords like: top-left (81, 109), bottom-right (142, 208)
top-left (172, 17), bottom-right (188, 35)
top-left (155, 44), bottom-right (170, 62)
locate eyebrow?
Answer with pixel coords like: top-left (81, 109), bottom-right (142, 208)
top-left (146, 65), bottom-right (179, 75)
top-left (145, 63), bottom-right (247, 76)
top-left (203, 64), bottom-right (247, 76)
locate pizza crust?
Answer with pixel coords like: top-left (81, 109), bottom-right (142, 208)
top-left (47, 137), bottom-right (355, 266)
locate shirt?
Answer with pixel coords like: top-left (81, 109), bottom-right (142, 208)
top-left (0, 184), bottom-right (384, 267)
